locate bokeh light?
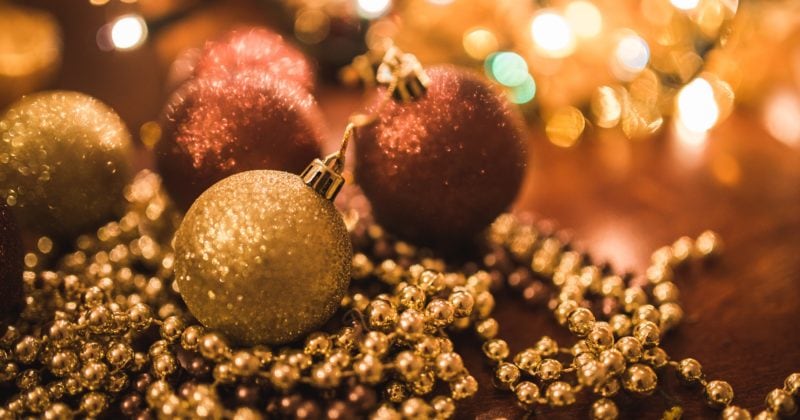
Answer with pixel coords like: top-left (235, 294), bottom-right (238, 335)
top-left (676, 77), bottom-right (719, 133)
top-left (591, 86), bottom-right (622, 128)
top-left (763, 89), bottom-right (800, 147)
top-left (564, 1), bottom-right (603, 39)
top-left (546, 106), bottom-right (585, 147)
top-left (109, 14), bottom-right (147, 50)
top-left (508, 75), bottom-right (537, 104)
top-left (356, 0), bottom-right (392, 19)
top-left (612, 32), bottom-right (649, 80)
top-left (294, 8), bottom-right (330, 45)
top-left (463, 28), bottom-right (498, 60)
top-left (487, 52), bottom-right (529, 87)
top-left (530, 11), bottom-right (576, 59)
top-left (670, 0), bottom-right (700, 11)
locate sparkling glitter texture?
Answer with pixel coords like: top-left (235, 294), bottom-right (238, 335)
top-left (156, 72), bottom-right (325, 210)
top-left (0, 91), bottom-right (132, 236)
top-left (0, 201), bottom-right (22, 322)
top-left (174, 170), bottom-right (352, 345)
top-left (355, 65), bottom-right (528, 246)
top-left (194, 26), bottom-right (315, 92)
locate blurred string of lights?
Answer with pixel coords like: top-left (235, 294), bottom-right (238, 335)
top-left (286, 0), bottom-right (800, 150)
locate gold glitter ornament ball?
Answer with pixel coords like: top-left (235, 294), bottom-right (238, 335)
top-left (174, 170), bottom-right (352, 345)
top-left (0, 91), bottom-right (132, 236)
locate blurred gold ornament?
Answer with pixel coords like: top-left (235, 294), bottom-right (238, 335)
top-left (0, 4), bottom-right (61, 107)
top-left (0, 91), bottom-right (132, 237)
top-left (174, 170), bottom-right (352, 345)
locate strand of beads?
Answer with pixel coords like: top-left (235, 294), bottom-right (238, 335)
top-left (483, 213), bottom-right (798, 419)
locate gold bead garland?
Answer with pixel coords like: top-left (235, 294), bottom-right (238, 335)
top-left (0, 170), bottom-right (795, 419)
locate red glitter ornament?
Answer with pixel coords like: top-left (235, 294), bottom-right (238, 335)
top-left (156, 72), bottom-right (326, 210)
top-left (0, 202), bottom-right (23, 323)
top-left (354, 66), bottom-right (528, 247)
top-left (194, 27), bottom-right (315, 92)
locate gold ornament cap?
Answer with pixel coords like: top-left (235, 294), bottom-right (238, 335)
top-left (301, 152), bottom-right (345, 201)
top-left (377, 46), bottom-right (430, 103)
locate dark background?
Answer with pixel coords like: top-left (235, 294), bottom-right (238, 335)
top-left (10, 0), bottom-right (800, 418)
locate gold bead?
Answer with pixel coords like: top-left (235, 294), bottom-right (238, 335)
top-left (398, 309), bottom-right (425, 336)
top-left (79, 361), bottom-right (108, 391)
top-left (515, 381), bottom-right (540, 405)
top-left (230, 351), bottom-right (260, 377)
top-left (43, 402), bottom-right (72, 420)
top-left (127, 303), bottom-right (153, 331)
top-left (106, 342), bottom-right (133, 370)
top-left (160, 316), bottom-right (184, 342)
top-left (555, 300), bottom-right (579, 326)
top-left (354, 354), bottom-right (383, 384)
top-left (425, 299), bottom-right (455, 327)
top-left (106, 371), bottom-right (128, 393)
top-left (395, 351), bottom-right (424, 381)
top-left (695, 230), bottom-right (722, 257)
top-left (753, 411), bottom-right (778, 420)
top-left (400, 397), bottom-right (434, 420)
top-left (25, 386), bottom-right (49, 413)
top-left (705, 380), bottom-right (734, 408)
top-left (199, 333), bottom-right (229, 362)
top-left (721, 406), bottom-right (752, 420)
top-left (622, 364), bottom-right (658, 396)
top-left (642, 347), bottom-right (668, 369)
top-left (577, 360), bottom-right (607, 387)
top-left (546, 381), bottom-right (575, 407)
top-left (765, 389), bottom-right (797, 417)
top-left (449, 290), bottom-right (475, 318)
top-left (180, 325), bottom-right (204, 351)
top-left (269, 362), bottom-right (299, 390)
top-left (572, 340), bottom-right (592, 356)
top-left (537, 359), bottom-right (563, 381)
top-left (385, 381), bottom-right (408, 403)
top-left (435, 352), bottom-right (464, 381)
top-left (659, 303), bottom-right (684, 332)
top-left (49, 351), bottom-right (78, 377)
top-left (373, 404), bottom-right (401, 420)
top-left (410, 371), bottom-right (435, 395)
top-left (623, 287), bottom-right (647, 313)
top-left (368, 299), bottom-right (399, 331)
top-left (475, 318), bottom-right (499, 340)
top-left (633, 321), bottom-right (660, 348)
top-left (152, 354), bottom-right (177, 378)
top-left (213, 362), bottom-right (235, 385)
top-left (14, 336), bottom-right (39, 364)
top-left (483, 339), bottom-right (510, 361)
top-left (399, 285), bottom-right (425, 310)
top-left (432, 396), bottom-right (455, 419)
top-left (677, 358), bottom-right (703, 383)
top-left (360, 331), bottom-right (390, 355)
top-left (633, 304), bottom-right (660, 325)
top-left (310, 362), bottom-right (341, 388)
top-left (784, 373), bottom-right (800, 396)
top-left (415, 336), bottom-right (441, 359)
top-left (496, 362), bottom-right (521, 388)
top-left (653, 282), bottom-right (680, 304)
top-left (535, 336), bottom-right (559, 357)
top-left (450, 375), bottom-right (478, 400)
top-left (304, 332), bottom-right (332, 356)
top-left (587, 322), bottom-right (615, 352)
top-left (672, 236), bottom-right (695, 262)
top-left (474, 291), bottom-right (495, 318)
top-left (568, 307), bottom-right (596, 337)
top-left (599, 349), bottom-right (626, 376)
top-left (80, 392), bottom-right (107, 417)
top-left (574, 353), bottom-right (596, 369)
top-left (596, 378), bottom-right (621, 398)
top-left (601, 276), bottom-right (624, 298)
top-left (146, 380), bottom-right (172, 405)
top-left (591, 398), bottom-right (619, 420)
top-left (513, 348), bottom-right (542, 374)
top-left (609, 314), bottom-right (632, 337)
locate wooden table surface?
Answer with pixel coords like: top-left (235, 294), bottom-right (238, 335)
top-left (13, 1), bottom-right (800, 418)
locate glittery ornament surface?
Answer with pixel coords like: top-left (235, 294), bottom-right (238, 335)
top-left (0, 202), bottom-right (22, 322)
top-left (157, 72), bottom-right (325, 210)
top-left (355, 66), bottom-right (527, 246)
top-left (174, 170), bottom-right (352, 345)
top-left (194, 27), bottom-right (315, 92)
top-left (0, 91), bottom-right (132, 236)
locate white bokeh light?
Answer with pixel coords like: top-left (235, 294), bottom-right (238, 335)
top-left (530, 11), bottom-right (576, 59)
top-left (110, 14), bottom-right (147, 50)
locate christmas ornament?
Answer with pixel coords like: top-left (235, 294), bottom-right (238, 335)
top-left (0, 91), bottom-right (132, 237)
top-left (174, 163), bottom-right (352, 345)
top-left (355, 65), bottom-right (527, 246)
top-left (0, 4), bottom-right (61, 107)
top-left (156, 71), bottom-right (325, 210)
top-left (194, 26), bottom-right (315, 92)
top-left (0, 202), bottom-right (22, 323)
